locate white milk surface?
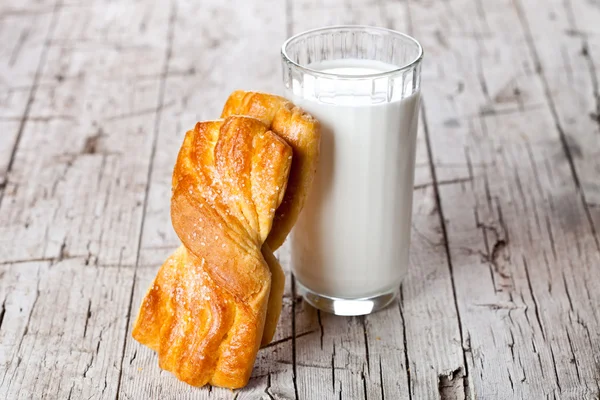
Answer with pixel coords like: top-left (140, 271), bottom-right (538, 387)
top-left (289, 59), bottom-right (421, 299)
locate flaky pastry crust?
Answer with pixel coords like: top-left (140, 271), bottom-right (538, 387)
top-left (132, 92), bottom-right (320, 389)
top-left (133, 116), bottom-right (292, 388)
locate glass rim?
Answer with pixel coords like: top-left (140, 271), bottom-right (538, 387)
top-left (281, 25), bottom-right (424, 80)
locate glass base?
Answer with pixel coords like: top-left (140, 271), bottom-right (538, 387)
top-left (296, 280), bottom-right (398, 316)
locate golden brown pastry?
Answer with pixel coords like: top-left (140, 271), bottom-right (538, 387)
top-left (222, 90), bottom-right (321, 251)
top-left (132, 92), bottom-right (320, 389)
top-left (133, 116), bottom-right (292, 388)
top-left (222, 92), bottom-right (320, 347)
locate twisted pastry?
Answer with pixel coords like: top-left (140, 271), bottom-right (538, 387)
top-left (221, 91), bottom-right (320, 344)
top-left (132, 92), bottom-right (319, 389)
top-left (222, 90), bottom-right (321, 251)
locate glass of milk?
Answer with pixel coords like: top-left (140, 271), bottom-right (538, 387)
top-left (282, 26), bottom-right (423, 316)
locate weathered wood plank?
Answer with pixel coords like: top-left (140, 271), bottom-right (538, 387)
top-left (122, 1), bottom-right (464, 399)
top-left (0, 261), bottom-right (48, 399)
top-left (410, 0), bottom-right (600, 398)
top-left (515, 0), bottom-right (600, 237)
top-left (0, 0), bottom-right (170, 266)
top-left (0, 0), bottom-right (59, 188)
top-left (289, 1), bottom-right (467, 400)
top-left (120, 0), bottom-right (293, 398)
top-left (0, 0), bottom-right (171, 397)
top-left (1, 0), bottom-right (598, 399)
top-left (0, 259), bottom-right (134, 399)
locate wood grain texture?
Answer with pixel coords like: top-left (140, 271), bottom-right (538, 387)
top-left (0, 0), bottom-right (171, 266)
top-left (0, 0), bottom-right (171, 397)
top-left (0, 0), bottom-right (59, 189)
top-left (410, 0), bottom-right (600, 398)
top-left (0, 259), bottom-right (134, 399)
top-left (0, 0), bottom-right (599, 398)
top-left (516, 0), bottom-right (600, 221)
top-left (119, 0), bottom-right (293, 398)
top-left (289, 1), bottom-right (468, 399)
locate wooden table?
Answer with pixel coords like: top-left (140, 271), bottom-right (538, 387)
top-left (1, 0), bottom-right (599, 398)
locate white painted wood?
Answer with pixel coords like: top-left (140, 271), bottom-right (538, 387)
top-left (0, 0), bottom-right (171, 398)
top-left (0, 0), bottom-right (599, 399)
top-left (0, 0), bottom-right (59, 187)
top-left (120, 0), bottom-right (294, 398)
top-left (410, 0), bottom-right (600, 398)
top-left (0, 259), bottom-right (135, 399)
top-left (0, 0), bottom-right (170, 266)
top-left (289, 2), bottom-right (467, 399)
top-left (516, 0), bottom-right (600, 233)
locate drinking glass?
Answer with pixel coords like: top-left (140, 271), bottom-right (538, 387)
top-left (281, 26), bottom-right (423, 315)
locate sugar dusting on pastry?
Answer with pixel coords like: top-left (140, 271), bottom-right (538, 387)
top-left (131, 92), bottom-right (320, 389)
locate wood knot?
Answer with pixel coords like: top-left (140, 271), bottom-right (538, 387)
top-left (83, 128), bottom-right (105, 154)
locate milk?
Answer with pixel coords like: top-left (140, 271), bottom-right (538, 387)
top-left (288, 59), bottom-right (421, 299)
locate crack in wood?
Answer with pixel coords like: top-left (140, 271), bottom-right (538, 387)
top-left (514, 0), bottom-right (600, 253)
top-left (82, 129), bottom-right (104, 155)
top-left (317, 310), bottom-right (324, 350)
top-left (412, 224), bottom-right (443, 249)
top-left (331, 342), bottom-right (336, 393)
top-left (508, 330), bottom-right (516, 361)
top-left (361, 369), bottom-right (368, 400)
top-left (477, 204), bottom-right (511, 286)
top-left (565, 329), bottom-right (581, 383)
top-left (522, 256), bottom-right (546, 341)
top-left (378, 357), bottom-right (385, 400)
top-left (260, 329), bottom-right (317, 350)
top-left (9, 28), bottom-right (30, 67)
top-left (82, 355), bottom-right (94, 378)
top-left (413, 176), bottom-right (473, 190)
top-left (276, 359), bottom-right (359, 372)
top-left (489, 239), bottom-right (507, 266)
top-left (473, 302), bottom-right (519, 311)
top-left (264, 373), bottom-right (275, 400)
top-left (562, 271), bottom-right (574, 312)
top-left (0, 0), bottom-right (62, 212)
top-left (9, 278), bottom-right (41, 385)
top-left (129, 349), bottom-right (137, 365)
top-left (473, 0), bottom-right (491, 105)
top-left (96, 328), bottom-right (103, 355)
top-left (0, 114), bottom-right (76, 122)
top-left (361, 316), bottom-right (370, 374)
top-left (50, 158), bottom-right (75, 198)
top-left (291, 277), bottom-right (299, 400)
top-left (545, 216), bottom-right (558, 260)
top-left (398, 289), bottom-right (412, 400)
top-left (56, 240), bottom-right (69, 263)
top-left (67, 382), bottom-right (74, 400)
top-left (420, 102), bottom-right (470, 399)
top-left (0, 253), bottom-right (121, 267)
top-left (0, 300), bottom-right (6, 331)
top-left (83, 299), bottom-right (92, 338)
top-left (104, 100), bottom-right (176, 122)
top-left (549, 345), bottom-right (562, 392)
top-left (438, 367), bottom-right (466, 400)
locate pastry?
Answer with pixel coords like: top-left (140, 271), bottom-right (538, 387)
top-left (222, 90), bottom-right (320, 251)
top-left (132, 93), bottom-right (320, 389)
top-left (221, 91), bottom-right (320, 345)
top-left (133, 116), bottom-right (292, 388)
